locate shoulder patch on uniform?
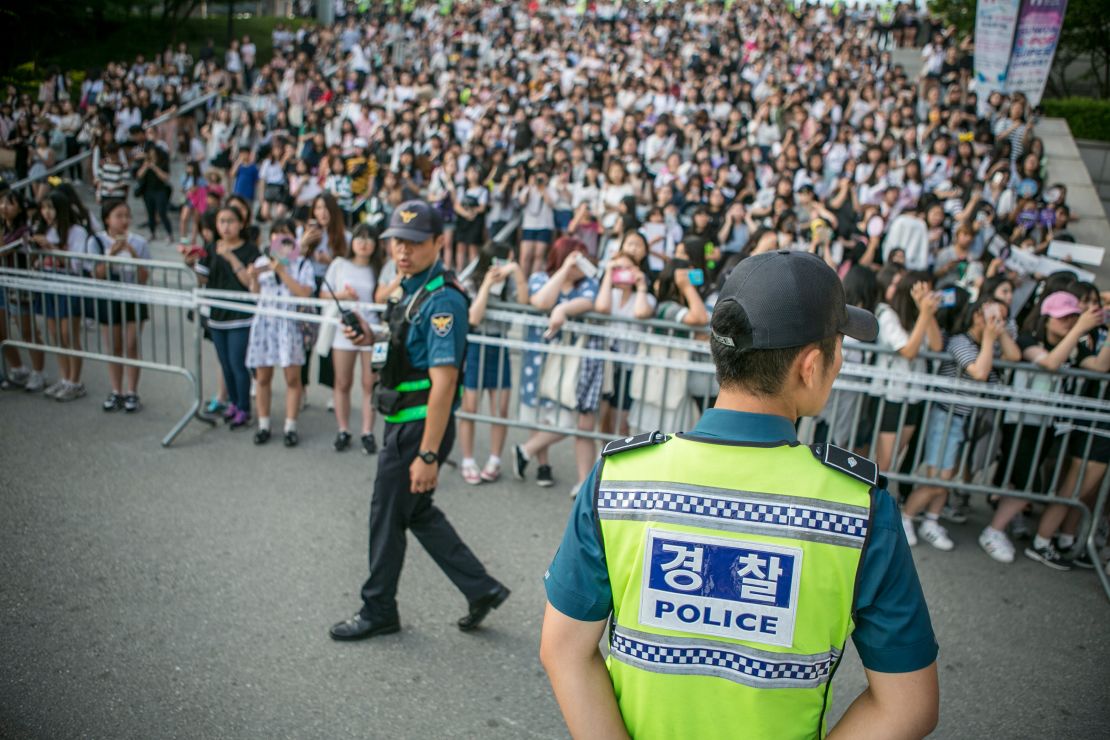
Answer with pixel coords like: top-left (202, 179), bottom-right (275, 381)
top-left (602, 431), bottom-right (668, 457)
top-left (430, 312), bottom-right (454, 337)
top-left (810, 443), bottom-right (878, 487)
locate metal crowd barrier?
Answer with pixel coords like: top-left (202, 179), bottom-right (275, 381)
top-left (0, 244), bottom-right (214, 446)
top-left (3, 265), bottom-right (1108, 598)
top-left (459, 300), bottom-right (1110, 601)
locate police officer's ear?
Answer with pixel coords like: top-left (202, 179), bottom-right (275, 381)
top-left (797, 336), bottom-right (841, 393)
top-left (433, 233), bottom-right (446, 254)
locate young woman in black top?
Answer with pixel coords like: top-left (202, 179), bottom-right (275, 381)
top-left (186, 205), bottom-right (259, 428)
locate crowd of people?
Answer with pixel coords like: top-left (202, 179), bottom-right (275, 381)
top-left (1, 0), bottom-right (1108, 573)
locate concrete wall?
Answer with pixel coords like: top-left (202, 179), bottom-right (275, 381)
top-left (1038, 118), bottom-right (1110, 285)
top-left (1077, 139), bottom-right (1110, 223)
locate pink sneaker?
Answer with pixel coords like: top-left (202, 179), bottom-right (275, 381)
top-left (480, 460), bottom-right (501, 483)
top-left (461, 460), bottom-right (482, 485)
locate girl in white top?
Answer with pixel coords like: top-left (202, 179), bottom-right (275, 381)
top-left (594, 231), bottom-right (656, 437)
top-left (90, 200), bottom-right (151, 412)
top-left (599, 161), bottom-right (634, 230)
top-left (30, 190), bottom-right (91, 400)
top-left (321, 224), bottom-right (384, 455)
top-left (872, 270), bottom-right (944, 474)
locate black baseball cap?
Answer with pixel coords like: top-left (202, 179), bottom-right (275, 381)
top-left (710, 250), bottom-right (878, 351)
top-left (381, 200), bottom-right (443, 243)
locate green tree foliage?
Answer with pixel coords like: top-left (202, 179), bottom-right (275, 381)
top-left (1057, 0), bottom-right (1110, 97)
top-left (927, 0), bottom-right (974, 37)
top-left (930, 0), bottom-right (1110, 99)
top-left (1, 1), bottom-right (203, 77)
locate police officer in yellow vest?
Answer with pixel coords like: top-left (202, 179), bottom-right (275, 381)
top-left (540, 250), bottom-right (939, 739)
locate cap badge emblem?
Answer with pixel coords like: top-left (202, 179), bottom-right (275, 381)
top-left (399, 210), bottom-right (417, 223)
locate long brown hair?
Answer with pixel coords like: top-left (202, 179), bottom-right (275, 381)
top-left (313, 192), bottom-right (348, 258)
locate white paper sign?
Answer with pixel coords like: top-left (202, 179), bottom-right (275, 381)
top-left (1047, 241), bottom-right (1104, 267)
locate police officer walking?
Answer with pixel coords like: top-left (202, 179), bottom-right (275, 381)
top-left (539, 251), bottom-right (939, 738)
top-left (330, 200), bottom-right (510, 641)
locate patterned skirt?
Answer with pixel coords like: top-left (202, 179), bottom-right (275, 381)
top-left (246, 315), bottom-right (306, 369)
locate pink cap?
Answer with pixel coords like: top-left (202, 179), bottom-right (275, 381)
top-left (1040, 291), bottom-right (1082, 318)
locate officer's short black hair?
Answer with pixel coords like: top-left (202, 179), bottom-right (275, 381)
top-left (710, 299), bottom-right (838, 397)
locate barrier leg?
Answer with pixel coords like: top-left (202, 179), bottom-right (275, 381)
top-left (1088, 469), bottom-right (1110, 603)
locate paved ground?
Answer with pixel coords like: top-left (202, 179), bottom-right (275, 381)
top-left (1, 351), bottom-right (1108, 739)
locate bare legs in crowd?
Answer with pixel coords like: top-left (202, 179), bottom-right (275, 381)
top-left (459, 387), bottom-right (511, 480)
top-left (331, 349), bottom-right (376, 444)
top-left (519, 239), bottom-right (547, 278)
top-left (1, 311), bottom-right (45, 387)
top-left (102, 321), bottom-right (143, 400)
top-left (518, 412), bottom-right (597, 494)
top-left (44, 314), bottom-right (83, 388)
top-left (254, 365), bottom-right (304, 441)
top-left (1037, 458), bottom-right (1108, 547)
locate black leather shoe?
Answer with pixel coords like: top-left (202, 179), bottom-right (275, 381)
top-left (458, 584), bottom-right (511, 632)
top-left (284, 430), bottom-right (298, 447)
top-left (328, 613), bottom-right (401, 641)
top-left (253, 428), bottom-right (271, 445)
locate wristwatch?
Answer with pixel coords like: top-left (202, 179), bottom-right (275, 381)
top-left (418, 450), bottom-right (439, 465)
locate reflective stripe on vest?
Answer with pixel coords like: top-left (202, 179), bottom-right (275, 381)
top-left (597, 436), bottom-right (874, 740)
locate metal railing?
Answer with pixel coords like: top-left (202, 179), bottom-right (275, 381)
top-left (2, 263), bottom-right (1108, 598)
top-left (457, 299), bottom-right (1110, 600)
top-left (0, 243), bottom-right (215, 446)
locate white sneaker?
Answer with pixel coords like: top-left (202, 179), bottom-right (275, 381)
top-left (978, 527), bottom-right (1015, 563)
top-left (24, 371), bottom-right (45, 393)
top-left (44, 380), bottom-right (67, 398)
top-left (55, 382), bottom-right (86, 402)
top-left (6, 366), bottom-right (29, 387)
top-left (918, 520), bottom-right (955, 551)
top-left (569, 481), bottom-right (581, 500)
top-left (901, 515), bottom-right (918, 546)
top-left (460, 460), bottom-right (482, 485)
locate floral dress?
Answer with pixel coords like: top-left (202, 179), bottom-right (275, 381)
top-left (246, 256), bottom-right (316, 368)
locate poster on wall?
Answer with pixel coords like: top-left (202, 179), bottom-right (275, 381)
top-left (1006, 0), bottom-right (1069, 108)
top-left (974, 0), bottom-right (1022, 115)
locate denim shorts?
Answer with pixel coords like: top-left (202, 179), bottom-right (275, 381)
top-left (923, 404), bottom-right (967, 472)
top-left (553, 209), bottom-right (573, 232)
top-left (463, 341), bottom-right (513, 391)
top-left (522, 228), bottom-right (553, 244)
top-left (33, 293), bottom-right (80, 319)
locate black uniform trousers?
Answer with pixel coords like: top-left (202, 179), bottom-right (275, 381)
top-left (359, 416), bottom-right (499, 621)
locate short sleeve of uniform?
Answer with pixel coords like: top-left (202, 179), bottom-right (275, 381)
top-left (423, 288), bottom-right (468, 368)
top-left (852, 489), bottom-right (939, 673)
top-left (544, 462), bottom-right (614, 622)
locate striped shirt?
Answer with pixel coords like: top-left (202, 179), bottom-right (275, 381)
top-left (936, 333), bottom-right (1002, 416)
top-left (97, 160), bottom-right (129, 200)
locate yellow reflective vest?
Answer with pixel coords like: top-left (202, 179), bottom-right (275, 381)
top-left (597, 434), bottom-right (876, 739)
